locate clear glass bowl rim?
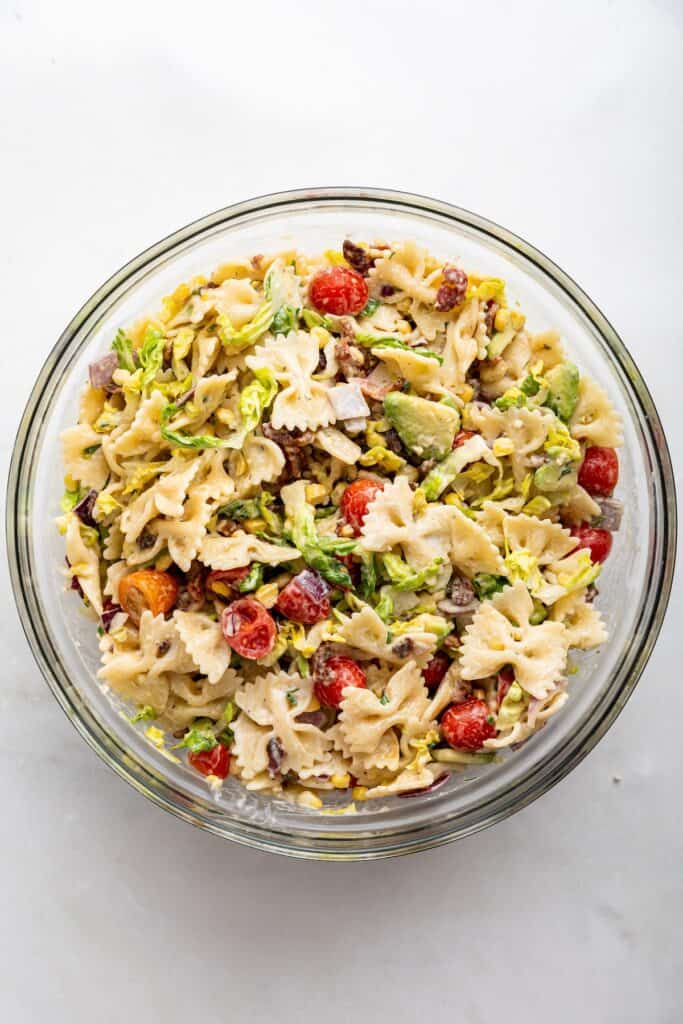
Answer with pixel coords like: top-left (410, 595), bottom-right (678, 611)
top-left (6, 186), bottom-right (677, 860)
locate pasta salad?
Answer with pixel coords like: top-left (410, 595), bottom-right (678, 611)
top-left (60, 239), bottom-right (622, 808)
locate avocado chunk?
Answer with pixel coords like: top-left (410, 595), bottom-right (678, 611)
top-left (383, 392), bottom-right (460, 461)
top-left (533, 459), bottom-right (578, 492)
top-left (545, 362), bottom-right (579, 422)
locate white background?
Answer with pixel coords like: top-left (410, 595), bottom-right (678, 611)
top-left (2, 2), bottom-right (681, 1021)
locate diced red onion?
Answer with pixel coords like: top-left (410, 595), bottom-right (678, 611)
top-left (88, 353), bottom-right (119, 390)
top-left (595, 497), bottom-right (623, 532)
top-left (267, 737), bottom-right (284, 778)
top-left (295, 710), bottom-right (327, 729)
top-left (74, 489), bottom-right (98, 528)
top-left (527, 698), bottom-right (542, 729)
top-left (101, 601), bottom-right (123, 632)
top-left (65, 557), bottom-right (83, 596)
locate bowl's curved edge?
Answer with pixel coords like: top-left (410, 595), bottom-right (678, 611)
top-left (6, 186), bottom-right (678, 860)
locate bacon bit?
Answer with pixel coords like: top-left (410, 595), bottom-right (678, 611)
top-left (435, 266), bottom-right (468, 311)
top-left (342, 239), bottom-right (375, 276)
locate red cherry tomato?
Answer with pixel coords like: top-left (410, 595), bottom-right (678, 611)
top-left (309, 266), bottom-right (369, 316)
top-left (206, 567), bottom-right (250, 599)
top-left (497, 666), bottom-right (515, 707)
top-left (188, 744), bottom-right (231, 779)
top-left (314, 656), bottom-right (367, 708)
top-left (578, 446), bottom-right (619, 496)
top-left (341, 478), bottom-right (383, 536)
top-left (276, 569), bottom-right (331, 624)
top-left (453, 429), bottom-right (475, 448)
top-left (221, 597), bottom-right (277, 659)
top-left (570, 524), bottom-right (613, 564)
top-left (422, 652), bottom-right (451, 690)
top-left (441, 698), bottom-right (496, 751)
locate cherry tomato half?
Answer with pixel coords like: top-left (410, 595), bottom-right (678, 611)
top-left (221, 597), bottom-right (277, 659)
top-left (341, 478), bottom-right (383, 536)
top-left (309, 266), bottom-right (369, 316)
top-left (314, 656), bottom-right (367, 709)
top-left (188, 744), bottom-right (231, 779)
top-left (578, 446), bottom-right (619, 496)
top-left (570, 524), bottom-right (613, 564)
top-left (119, 570), bottom-right (179, 626)
top-left (276, 569), bottom-right (331, 624)
top-left (441, 698), bottom-right (496, 751)
top-left (497, 666), bottom-right (515, 707)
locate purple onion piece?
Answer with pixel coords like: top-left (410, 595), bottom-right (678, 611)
top-left (88, 353), bottom-right (119, 390)
top-left (101, 601), bottom-right (123, 632)
top-left (267, 737), bottom-right (284, 778)
top-left (594, 497), bottom-right (623, 532)
top-left (398, 773), bottom-right (450, 799)
top-left (294, 568), bottom-right (330, 601)
top-left (440, 574), bottom-right (477, 615)
top-left (65, 557), bottom-right (83, 597)
top-left (175, 386), bottom-right (196, 408)
top-left (73, 489), bottom-right (98, 528)
top-left (295, 710), bottom-right (327, 729)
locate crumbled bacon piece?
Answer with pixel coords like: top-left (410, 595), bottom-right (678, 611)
top-left (435, 266), bottom-right (468, 311)
top-left (342, 239), bottom-right (374, 276)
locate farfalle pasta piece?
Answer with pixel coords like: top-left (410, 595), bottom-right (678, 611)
top-left (99, 611), bottom-right (195, 697)
top-left (200, 532), bottom-right (297, 570)
top-left (107, 390), bottom-right (166, 462)
top-left (549, 589), bottom-right (607, 649)
top-left (246, 331), bottom-right (333, 431)
top-left (371, 241), bottom-right (439, 306)
top-left (570, 376), bottom-right (624, 447)
top-left (336, 661), bottom-right (434, 772)
top-left (173, 611), bottom-right (232, 684)
top-left (61, 424), bottom-right (109, 491)
top-left (228, 435), bottom-right (285, 495)
top-left (440, 299), bottom-right (486, 391)
top-left (233, 671), bottom-right (332, 780)
top-left (65, 515), bottom-right (103, 614)
top-left (371, 347), bottom-right (443, 394)
top-left (459, 580), bottom-right (569, 699)
top-left (163, 669), bottom-right (242, 728)
top-left (478, 502), bottom-right (578, 564)
top-left (529, 329), bottom-right (565, 370)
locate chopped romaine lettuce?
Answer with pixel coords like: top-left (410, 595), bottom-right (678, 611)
top-left (473, 573), bottom-right (507, 600)
top-left (496, 682), bottom-right (526, 730)
top-left (381, 553), bottom-right (444, 592)
top-left (271, 304), bottom-right (300, 335)
top-left (160, 404), bottom-right (230, 450)
top-left (172, 718), bottom-right (217, 753)
top-left (238, 563), bottom-right (264, 593)
top-left (111, 328), bottom-right (136, 372)
top-left (283, 483), bottom-right (352, 588)
top-left (359, 297), bottom-right (379, 318)
top-left (139, 327), bottom-right (166, 393)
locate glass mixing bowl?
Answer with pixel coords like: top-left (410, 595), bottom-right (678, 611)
top-left (6, 188), bottom-right (676, 860)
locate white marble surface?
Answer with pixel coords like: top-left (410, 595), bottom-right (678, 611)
top-left (2, 2), bottom-right (682, 1021)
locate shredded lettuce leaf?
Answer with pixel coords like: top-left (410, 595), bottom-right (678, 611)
top-left (111, 328), bottom-right (136, 372)
top-left (355, 334), bottom-right (443, 363)
top-left (61, 482), bottom-right (83, 513)
top-left (285, 489), bottom-right (352, 588)
top-left (496, 682), bottom-right (526, 730)
top-left (172, 719), bottom-right (217, 753)
top-left (139, 327), bottom-right (166, 393)
top-left (381, 553), bottom-right (444, 592)
top-left (473, 573), bottom-right (507, 600)
top-left (271, 304), bottom-right (300, 335)
top-left (160, 404), bottom-right (231, 450)
top-left (359, 298), bottom-right (379, 318)
top-left (557, 550), bottom-right (601, 594)
top-left (238, 563), bottom-right (264, 593)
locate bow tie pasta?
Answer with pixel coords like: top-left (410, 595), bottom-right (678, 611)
top-left (59, 238), bottom-right (622, 808)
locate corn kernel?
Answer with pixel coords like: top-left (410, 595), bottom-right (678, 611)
top-left (492, 438), bottom-right (515, 457)
top-left (297, 791), bottom-right (323, 810)
top-left (494, 307), bottom-right (511, 332)
top-left (145, 726), bottom-right (165, 748)
top-left (215, 407), bottom-right (238, 426)
top-left (397, 319), bottom-right (411, 335)
top-left (444, 493), bottom-right (459, 505)
top-left (255, 582), bottom-right (280, 608)
top-left (459, 385), bottom-right (474, 403)
top-left (331, 773), bottom-right (351, 789)
top-left (352, 786), bottom-right (368, 801)
top-left (211, 581), bottom-right (232, 599)
top-left (243, 517), bottom-right (267, 534)
top-left (155, 551), bottom-right (172, 571)
top-left (305, 483), bottom-right (327, 505)
top-left (510, 309), bottom-right (526, 330)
